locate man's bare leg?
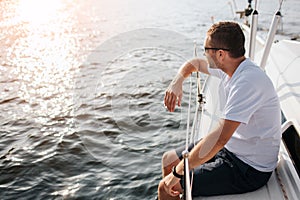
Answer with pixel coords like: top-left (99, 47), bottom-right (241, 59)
top-left (161, 150), bottom-right (181, 177)
top-left (158, 150), bottom-right (183, 200)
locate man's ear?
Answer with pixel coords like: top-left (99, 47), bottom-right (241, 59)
top-left (217, 50), bottom-right (225, 61)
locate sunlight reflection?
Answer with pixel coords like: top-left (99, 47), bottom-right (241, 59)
top-left (18, 0), bottom-right (63, 24)
top-left (7, 0), bottom-right (82, 125)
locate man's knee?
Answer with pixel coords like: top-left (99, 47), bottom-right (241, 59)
top-left (162, 150), bottom-right (180, 168)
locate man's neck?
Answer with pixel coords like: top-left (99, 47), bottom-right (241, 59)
top-left (223, 56), bottom-right (246, 77)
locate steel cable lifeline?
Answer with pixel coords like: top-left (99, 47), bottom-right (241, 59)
top-left (182, 42), bottom-right (207, 200)
top-left (182, 48), bottom-right (194, 200)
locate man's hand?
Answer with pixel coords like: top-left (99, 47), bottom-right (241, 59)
top-left (161, 173), bottom-right (181, 197)
top-left (164, 73), bottom-right (184, 112)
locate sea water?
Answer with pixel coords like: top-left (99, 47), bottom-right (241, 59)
top-left (0, 0), bottom-right (299, 199)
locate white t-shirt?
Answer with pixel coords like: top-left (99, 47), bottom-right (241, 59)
top-left (208, 58), bottom-right (281, 172)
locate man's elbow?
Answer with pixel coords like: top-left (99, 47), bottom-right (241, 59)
top-left (215, 138), bottom-right (228, 149)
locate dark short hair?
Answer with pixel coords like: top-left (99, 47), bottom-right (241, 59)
top-left (207, 21), bottom-right (245, 58)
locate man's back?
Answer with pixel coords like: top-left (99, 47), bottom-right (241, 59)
top-left (209, 58), bottom-right (281, 172)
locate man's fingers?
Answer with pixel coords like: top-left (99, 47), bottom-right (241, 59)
top-left (170, 189), bottom-right (180, 197)
top-left (170, 94), bottom-right (176, 112)
top-left (164, 91), bottom-right (169, 105)
top-left (177, 94), bottom-right (182, 107)
top-left (164, 91), bottom-right (177, 112)
top-left (163, 181), bottom-right (180, 197)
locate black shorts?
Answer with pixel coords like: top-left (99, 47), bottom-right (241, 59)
top-left (175, 143), bottom-right (272, 197)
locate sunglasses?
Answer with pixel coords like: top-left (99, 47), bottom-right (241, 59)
top-left (204, 47), bottom-right (230, 52)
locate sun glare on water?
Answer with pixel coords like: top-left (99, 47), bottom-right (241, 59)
top-left (9, 0), bottom-right (81, 121)
top-left (18, 0), bottom-right (63, 24)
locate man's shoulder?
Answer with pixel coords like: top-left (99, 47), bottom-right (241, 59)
top-left (235, 63), bottom-right (269, 86)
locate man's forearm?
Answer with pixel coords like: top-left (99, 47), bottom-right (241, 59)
top-left (175, 127), bottom-right (224, 175)
top-left (175, 119), bottom-right (240, 175)
top-left (178, 58), bottom-right (209, 78)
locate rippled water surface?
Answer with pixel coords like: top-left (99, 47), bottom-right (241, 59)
top-left (0, 0), bottom-right (299, 199)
